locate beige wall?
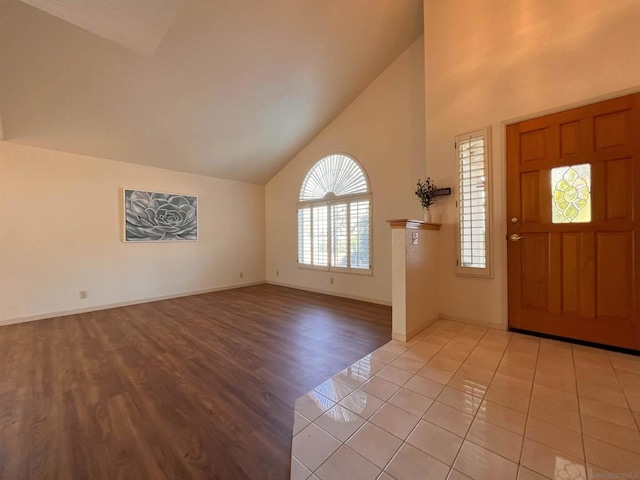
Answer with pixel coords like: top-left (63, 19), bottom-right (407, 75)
top-left (6, 0), bottom-right (635, 329)
top-left (265, 36), bottom-right (426, 305)
top-left (0, 142), bottom-right (265, 324)
top-left (424, 0), bottom-right (640, 328)
top-left (391, 227), bottom-right (439, 341)
top-left (404, 228), bottom-right (439, 338)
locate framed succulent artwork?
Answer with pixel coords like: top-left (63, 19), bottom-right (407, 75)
top-left (124, 189), bottom-right (198, 242)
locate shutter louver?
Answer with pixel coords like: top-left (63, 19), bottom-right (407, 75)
top-left (312, 205), bottom-right (328, 266)
top-left (349, 201), bottom-right (370, 269)
top-left (300, 154), bottom-right (368, 201)
top-left (297, 154), bottom-right (371, 273)
top-left (298, 208), bottom-right (311, 265)
top-left (331, 204), bottom-right (348, 268)
top-left (458, 132), bottom-right (489, 272)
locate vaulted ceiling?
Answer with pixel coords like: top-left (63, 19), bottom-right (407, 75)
top-left (0, 0), bottom-right (423, 183)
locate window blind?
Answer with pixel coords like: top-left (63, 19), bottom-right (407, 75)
top-left (297, 208), bottom-right (311, 265)
top-left (349, 201), bottom-right (370, 269)
top-left (457, 129), bottom-right (490, 275)
top-left (300, 154), bottom-right (368, 201)
top-left (312, 205), bottom-right (328, 266)
top-left (331, 203), bottom-right (348, 268)
top-left (297, 154), bottom-right (371, 273)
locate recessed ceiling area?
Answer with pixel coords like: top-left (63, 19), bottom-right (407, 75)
top-left (19, 0), bottom-right (187, 55)
top-left (0, 0), bottom-right (423, 184)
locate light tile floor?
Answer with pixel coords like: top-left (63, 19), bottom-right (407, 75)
top-left (291, 320), bottom-right (640, 480)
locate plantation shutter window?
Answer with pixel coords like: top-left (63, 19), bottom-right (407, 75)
top-left (297, 207), bottom-right (312, 265)
top-left (349, 200), bottom-right (370, 269)
top-left (297, 154), bottom-right (372, 274)
top-left (456, 128), bottom-right (492, 277)
top-left (312, 205), bottom-right (329, 266)
top-left (331, 203), bottom-right (348, 268)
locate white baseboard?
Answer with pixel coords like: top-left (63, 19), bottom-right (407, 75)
top-left (392, 315), bottom-right (440, 343)
top-left (265, 280), bottom-right (391, 306)
top-left (0, 281), bottom-right (266, 327)
top-left (392, 314), bottom-right (506, 343)
top-left (409, 315), bottom-right (441, 339)
top-left (438, 313), bottom-right (506, 331)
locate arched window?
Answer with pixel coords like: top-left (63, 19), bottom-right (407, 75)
top-left (298, 154), bottom-right (371, 273)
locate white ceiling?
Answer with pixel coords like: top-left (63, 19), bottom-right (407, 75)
top-left (0, 0), bottom-right (423, 184)
top-left (19, 0), bottom-right (187, 56)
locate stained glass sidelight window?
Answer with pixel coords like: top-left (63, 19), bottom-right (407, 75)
top-left (551, 164), bottom-right (591, 223)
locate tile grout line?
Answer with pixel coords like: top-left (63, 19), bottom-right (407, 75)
top-left (363, 324), bottom-right (477, 478)
top-left (295, 326), bottom-right (640, 480)
top-left (516, 334), bottom-right (543, 478)
top-left (449, 327), bottom-right (523, 477)
top-left (366, 326), bottom-right (516, 476)
top-left (373, 325), bottom-right (466, 478)
top-left (576, 347), bottom-right (640, 475)
top-left (572, 344), bottom-right (590, 478)
top-left (608, 351), bottom-right (640, 432)
top-left (303, 333), bottom-right (448, 479)
top-left (297, 325), bottom-right (605, 480)
top-left (438, 327), bottom-right (491, 478)
top-left (306, 383), bottom-right (380, 476)
top-left (395, 327), bottom-right (478, 478)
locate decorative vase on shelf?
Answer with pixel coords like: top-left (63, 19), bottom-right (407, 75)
top-left (416, 177), bottom-right (437, 224)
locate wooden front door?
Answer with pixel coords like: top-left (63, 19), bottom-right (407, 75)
top-left (507, 93), bottom-right (640, 350)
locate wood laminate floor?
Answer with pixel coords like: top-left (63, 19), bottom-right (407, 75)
top-left (0, 284), bottom-right (391, 480)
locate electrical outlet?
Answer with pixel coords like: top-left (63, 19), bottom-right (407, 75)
top-left (240, 272), bottom-right (244, 278)
top-left (79, 290), bottom-right (88, 299)
top-left (330, 277), bottom-right (334, 284)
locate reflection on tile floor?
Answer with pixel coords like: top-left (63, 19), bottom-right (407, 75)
top-left (291, 320), bottom-right (640, 480)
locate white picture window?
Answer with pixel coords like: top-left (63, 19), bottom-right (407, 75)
top-left (298, 154), bottom-right (371, 274)
top-left (456, 127), bottom-right (492, 277)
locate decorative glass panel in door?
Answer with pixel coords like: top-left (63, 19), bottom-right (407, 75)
top-left (551, 163), bottom-right (591, 224)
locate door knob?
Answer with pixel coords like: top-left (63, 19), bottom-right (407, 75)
top-left (509, 234), bottom-right (525, 241)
